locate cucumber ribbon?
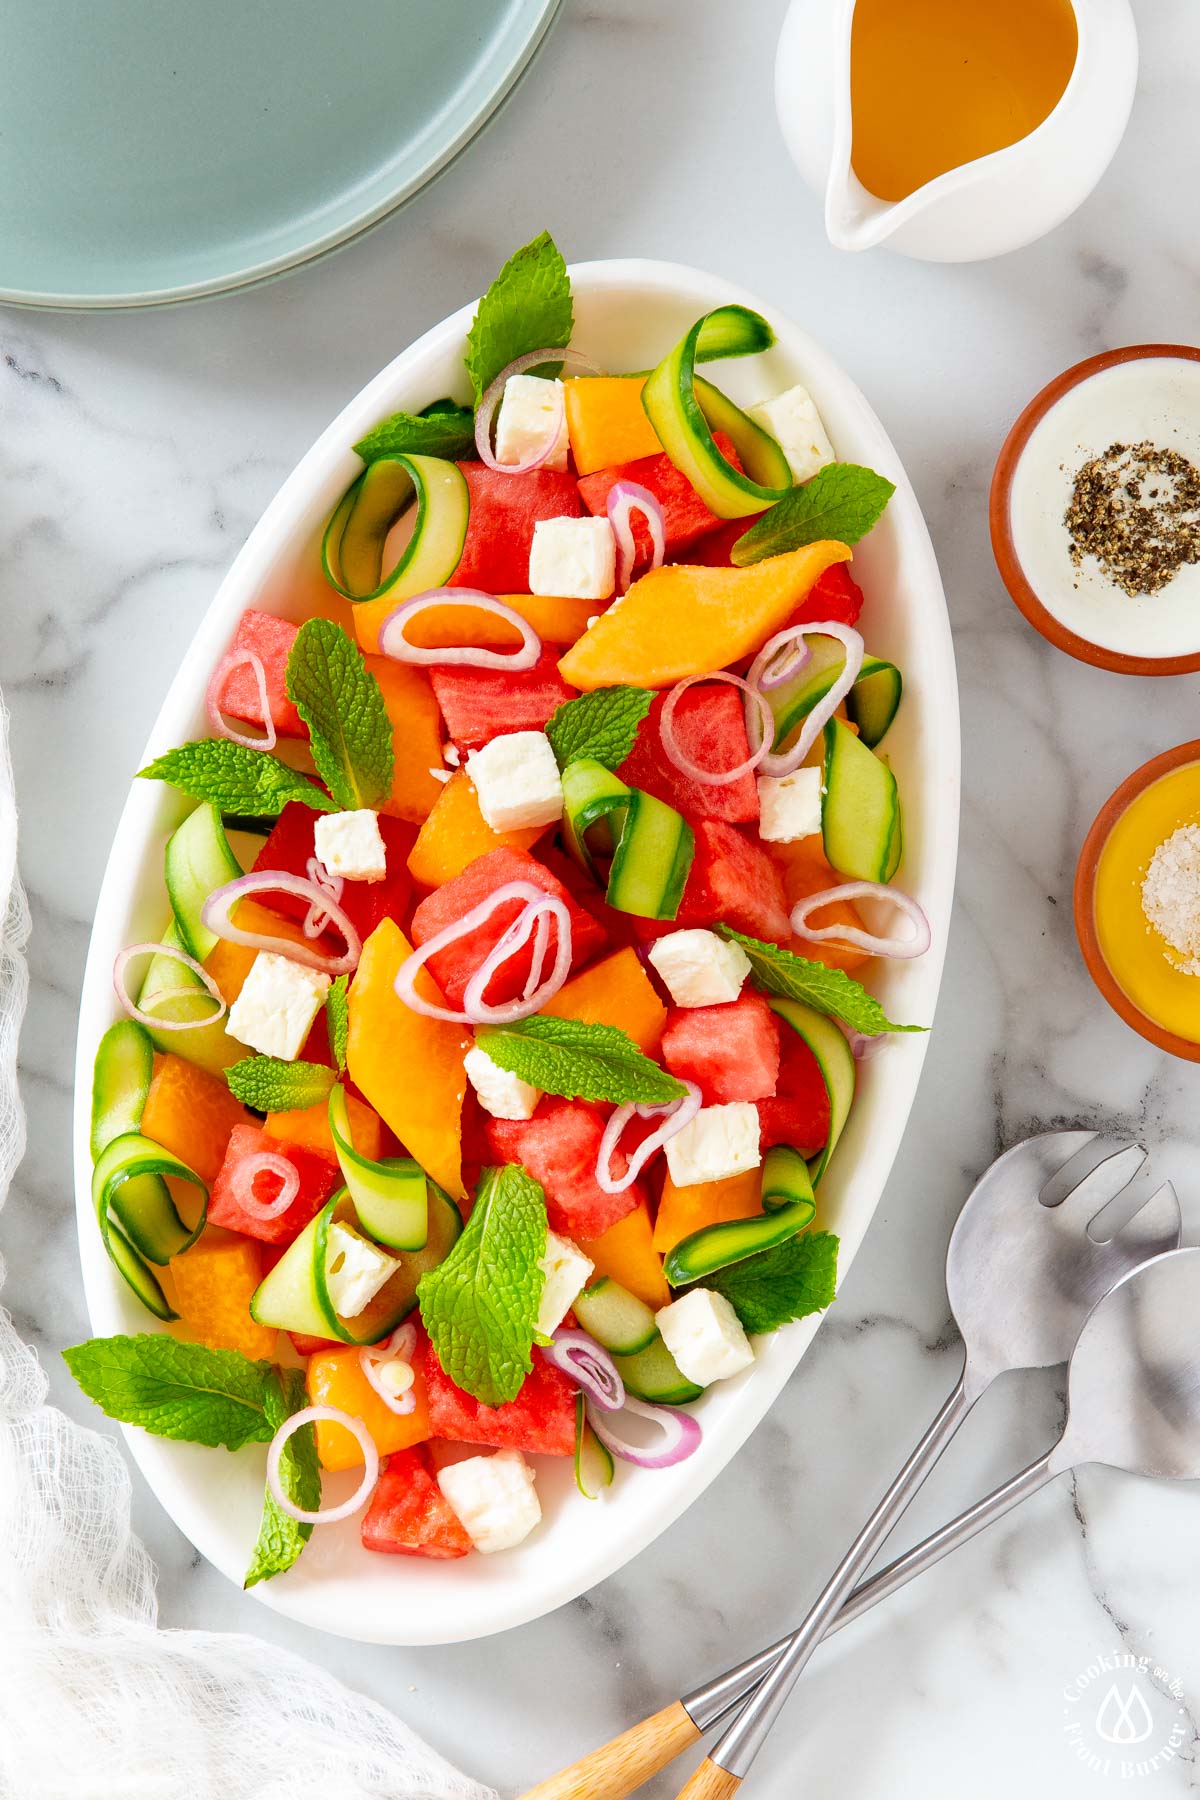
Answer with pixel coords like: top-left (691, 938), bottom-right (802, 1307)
top-left (322, 452), bottom-right (469, 605)
top-left (561, 758), bottom-right (694, 922)
top-left (661, 1146), bottom-right (818, 1287)
top-left (327, 1084), bottom-right (429, 1251)
top-left (92, 1134), bottom-right (208, 1320)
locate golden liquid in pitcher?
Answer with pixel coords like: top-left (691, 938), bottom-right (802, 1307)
top-left (850, 0), bottom-right (1079, 203)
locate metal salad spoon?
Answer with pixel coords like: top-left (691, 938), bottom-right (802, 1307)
top-left (519, 1130), bottom-right (1181, 1800)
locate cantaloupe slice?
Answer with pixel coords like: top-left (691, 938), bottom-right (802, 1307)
top-left (540, 947), bottom-right (667, 1055)
top-left (557, 541), bottom-right (852, 690)
top-left (346, 919), bottom-right (469, 1200)
top-left (407, 768), bottom-right (544, 889)
top-left (578, 1198), bottom-right (670, 1311)
top-left (564, 376), bottom-right (662, 476)
top-left (770, 834), bottom-right (870, 972)
top-left (140, 1053), bottom-right (250, 1184)
top-left (170, 1228), bottom-right (278, 1359)
top-left (365, 654), bottom-right (446, 825)
top-left (263, 1090), bottom-right (385, 1164)
top-left (306, 1348), bottom-right (432, 1469)
top-left (652, 1168), bottom-right (763, 1256)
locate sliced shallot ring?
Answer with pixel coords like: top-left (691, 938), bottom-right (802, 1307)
top-left (595, 1082), bottom-right (702, 1196)
top-left (113, 942), bottom-right (227, 1032)
top-left (303, 855), bottom-right (344, 940)
top-left (838, 1021), bottom-right (889, 1062)
top-left (660, 672), bottom-right (773, 788)
top-left (607, 480), bottom-right (666, 592)
top-left (229, 1152), bottom-right (300, 1221)
top-left (790, 881), bottom-right (931, 959)
top-left (266, 1406), bottom-right (379, 1524)
top-left (394, 880), bottom-right (573, 1025)
top-left (359, 1323), bottom-right (419, 1417)
top-left (474, 346), bottom-right (604, 474)
top-left (378, 590), bottom-right (541, 672)
top-left (587, 1394), bottom-right (702, 1470)
top-left (542, 1328), bottom-right (625, 1413)
top-left (462, 894), bottom-right (572, 1024)
top-left (746, 620), bottom-right (865, 778)
top-left (200, 871), bottom-right (361, 976)
top-left (206, 649), bottom-right (277, 753)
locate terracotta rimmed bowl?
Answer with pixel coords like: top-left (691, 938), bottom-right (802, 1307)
top-left (1075, 739), bottom-right (1200, 1060)
top-left (991, 344), bottom-right (1200, 676)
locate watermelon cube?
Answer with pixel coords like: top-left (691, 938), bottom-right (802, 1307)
top-left (430, 646), bottom-right (576, 751)
top-left (779, 561), bottom-right (864, 632)
top-left (661, 990), bottom-right (780, 1104)
top-left (576, 433), bottom-right (743, 574)
top-left (485, 1097), bottom-right (642, 1239)
top-left (421, 1343), bottom-right (576, 1456)
top-left (757, 1027), bottom-right (831, 1154)
top-left (410, 848), bottom-right (606, 1009)
top-left (618, 686), bottom-right (759, 826)
top-left (251, 802), bottom-right (415, 943)
top-left (208, 1123), bottom-right (337, 1244)
top-left (686, 516), bottom-right (764, 567)
top-left (289, 1331), bottom-right (341, 1356)
top-left (215, 610), bottom-right (305, 739)
top-left (678, 821), bottom-right (792, 944)
top-left (361, 1445), bottom-right (473, 1559)
top-left (451, 464), bottom-right (582, 595)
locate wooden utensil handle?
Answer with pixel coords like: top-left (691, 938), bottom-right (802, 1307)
top-left (516, 1700), bottom-right (702, 1800)
top-left (674, 1757), bottom-right (743, 1800)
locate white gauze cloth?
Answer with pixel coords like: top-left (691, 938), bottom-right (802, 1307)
top-left (0, 688), bottom-right (495, 1800)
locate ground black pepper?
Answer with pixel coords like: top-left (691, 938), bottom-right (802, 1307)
top-left (1064, 440), bottom-right (1200, 598)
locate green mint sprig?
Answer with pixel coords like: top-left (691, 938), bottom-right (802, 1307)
top-left (417, 1164), bottom-right (547, 1407)
top-left (731, 464), bottom-right (896, 567)
top-left (703, 1230), bottom-right (839, 1334)
top-left (139, 740), bottom-right (335, 818)
top-left (285, 618), bottom-right (394, 813)
top-left (226, 1056), bottom-right (335, 1113)
top-left (326, 975), bottom-right (349, 1075)
top-left (353, 400), bottom-right (475, 465)
top-left (476, 1016), bottom-right (687, 1107)
top-left (718, 927), bottom-right (923, 1038)
top-left (546, 686), bottom-right (654, 772)
top-left (244, 1366), bottom-right (320, 1588)
top-left (465, 231), bottom-right (574, 404)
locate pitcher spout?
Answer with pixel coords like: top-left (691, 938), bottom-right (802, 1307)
top-left (824, 163), bottom-right (908, 253)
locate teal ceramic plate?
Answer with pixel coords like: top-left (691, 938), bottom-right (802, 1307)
top-left (1, 0), bottom-right (560, 310)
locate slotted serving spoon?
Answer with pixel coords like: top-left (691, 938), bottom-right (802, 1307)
top-left (520, 1130), bottom-right (1181, 1800)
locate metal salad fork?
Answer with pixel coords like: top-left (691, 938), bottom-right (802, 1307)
top-left (518, 1130), bottom-right (1181, 1800)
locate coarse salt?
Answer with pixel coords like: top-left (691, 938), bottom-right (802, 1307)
top-left (1141, 824), bottom-right (1200, 974)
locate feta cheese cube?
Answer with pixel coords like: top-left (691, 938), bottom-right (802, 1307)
top-left (437, 1449), bottom-right (542, 1554)
top-left (749, 384), bottom-right (836, 485)
top-left (494, 374), bottom-right (570, 472)
top-left (464, 1044), bottom-right (542, 1121)
top-left (664, 1101), bottom-right (762, 1188)
top-left (757, 766), bottom-right (824, 844)
top-left (323, 1221), bottom-right (400, 1319)
top-left (313, 808), bottom-right (387, 883)
top-left (647, 929), bottom-right (751, 1007)
top-left (529, 515), bottom-right (616, 601)
top-left (657, 1288), bottom-right (755, 1387)
top-left (466, 730), bottom-right (564, 833)
top-left (225, 951), bottom-right (330, 1061)
top-left (536, 1231), bottom-right (594, 1339)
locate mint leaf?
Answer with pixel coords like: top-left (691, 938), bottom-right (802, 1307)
top-left (476, 1016), bottom-right (687, 1106)
top-left (353, 401), bottom-right (475, 465)
top-left (62, 1335), bottom-right (276, 1450)
top-left (226, 1056), bottom-right (334, 1113)
top-left (139, 741), bottom-right (335, 818)
top-left (718, 927), bottom-right (923, 1037)
top-left (465, 231), bottom-right (573, 404)
top-left (418, 1164), bottom-right (547, 1407)
top-left (244, 1366), bottom-right (319, 1588)
top-left (285, 618), bottom-right (394, 812)
top-left (731, 464), bottom-right (896, 566)
top-left (326, 975), bottom-right (349, 1075)
top-left (704, 1231), bottom-right (839, 1334)
top-left (546, 686), bottom-right (654, 772)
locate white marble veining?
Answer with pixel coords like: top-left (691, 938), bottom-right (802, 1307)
top-left (4, 0), bottom-right (1200, 1793)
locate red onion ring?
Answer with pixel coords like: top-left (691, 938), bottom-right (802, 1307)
top-left (746, 621), bottom-right (865, 778)
top-left (200, 871), bottom-right (361, 976)
top-left (359, 1323), bottom-right (419, 1417)
top-left (790, 881), bottom-right (931, 959)
top-left (266, 1406), bottom-right (379, 1524)
top-left (838, 1021), bottom-right (889, 1062)
top-left (229, 1151), bottom-right (301, 1221)
top-left (541, 1328), bottom-right (625, 1412)
top-left (660, 673), bottom-right (773, 788)
top-left (595, 1082), bottom-right (702, 1195)
top-left (606, 480), bottom-right (666, 592)
top-left (474, 346), bottom-right (603, 474)
top-left (587, 1394), bottom-right (702, 1470)
top-left (113, 942), bottom-right (227, 1032)
top-left (378, 590), bottom-right (542, 672)
top-left (303, 855), bottom-right (344, 940)
top-left (206, 649), bottom-right (277, 753)
top-left (396, 880), bottom-right (574, 1026)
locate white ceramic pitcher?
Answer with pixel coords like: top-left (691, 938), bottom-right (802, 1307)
top-left (775, 0), bottom-right (1138, 262)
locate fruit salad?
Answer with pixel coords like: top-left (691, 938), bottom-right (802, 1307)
top-left (67, 234), bottom-right (931, 1586)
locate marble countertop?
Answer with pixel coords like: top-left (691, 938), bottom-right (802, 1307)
top-left (5, 0), bottom-right (1200, 1792)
